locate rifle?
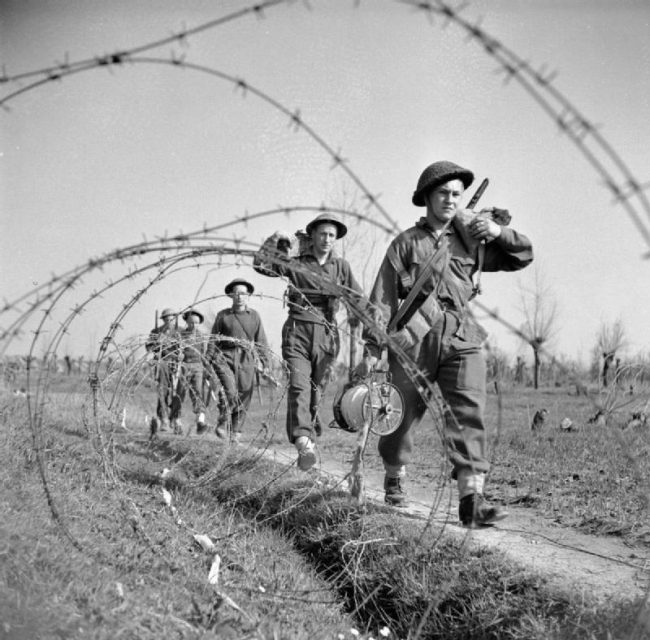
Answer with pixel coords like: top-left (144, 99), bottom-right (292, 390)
top-left (387, 178), bottom-right (489, 333)
top-left (151, 309), bottom-right (160, 381)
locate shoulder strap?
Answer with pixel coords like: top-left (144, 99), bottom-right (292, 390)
top-left (387, 221), bottom-right (451, 333)
top-left (232, 311), bottom-right (254, 342)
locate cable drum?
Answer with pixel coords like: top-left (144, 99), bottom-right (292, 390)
top-left (334, 374), bottom-right (404, 436)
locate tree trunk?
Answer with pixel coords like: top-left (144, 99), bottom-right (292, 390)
top-left (533, 348), bottom-right (540, 390)
top-left (602, 353), bottom-right (614, 388)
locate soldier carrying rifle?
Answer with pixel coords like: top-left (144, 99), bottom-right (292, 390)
top-left (146, 307), bottom-right (183, 434)
top-left (356, 160), bottom-right (533, 527)
top-left (179, 308), bottom-right (208, 434)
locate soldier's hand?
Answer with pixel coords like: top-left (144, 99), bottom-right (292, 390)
top-left (480, 206), bottom-right (511, 226)
top-left (469, 213), bottom-right (502, 241)
top-left (353, 355), bottom-right (378, 381)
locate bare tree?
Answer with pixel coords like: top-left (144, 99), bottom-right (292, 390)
top-left (595, 319), bottom-right (626, 388)
top-left (518, 264), bottom-right (558, 389)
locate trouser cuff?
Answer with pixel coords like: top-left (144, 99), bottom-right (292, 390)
top-left (383, 462), bottom-right (406, 479)
top-left (457, 468), bottom-right (485, 499)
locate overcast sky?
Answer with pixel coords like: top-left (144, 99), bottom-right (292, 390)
top-left (1, 0), bottom-right (649, 366)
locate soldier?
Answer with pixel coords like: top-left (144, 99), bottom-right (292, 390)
top-left (179, 308), bottom-right (208, 434)
top-left (358, 160), bottom-right (534, 527)
top-left (206, 278), bottom-right (270, 442)
top-left (145, 307), bottom-right (183, 434)
top-left (254, 212), bottom-right (369, 471)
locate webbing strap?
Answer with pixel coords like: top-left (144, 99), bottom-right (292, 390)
top-left (387, 220), bottom-right (451, 333)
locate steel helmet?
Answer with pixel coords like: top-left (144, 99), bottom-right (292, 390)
top-left (412, 160), bottom-right (474, 207)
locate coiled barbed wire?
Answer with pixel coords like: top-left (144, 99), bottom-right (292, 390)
top-left (1, 0), bottom-right (648, 588)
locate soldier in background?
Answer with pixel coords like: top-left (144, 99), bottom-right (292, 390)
top-left (179, 308), bottom-right (208, 434)
top-left (207, 278), bottom-right (270, 443)
top-left (254, 213), bottom-right (369, 471)
top-left (145, 307), bottom-right (183, 434)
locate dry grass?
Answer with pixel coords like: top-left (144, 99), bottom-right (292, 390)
top-left (0, 394), bottom-right (356, 640)
top-left (314, 382), bottom-right (650, 547)
top-left (2, 375), bottom-right (649, 639)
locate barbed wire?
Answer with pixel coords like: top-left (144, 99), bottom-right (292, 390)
top-left (399, 0), bottom-right (650, 252)
top-left (1, 1), bottom-right (649, 622)
top-left (2, 1), bottom-right (649, 251)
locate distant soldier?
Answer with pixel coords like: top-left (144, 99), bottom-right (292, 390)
top-left (145, 308), bottom-right (183, 434)
top-left (207, 278), bottom-right (270, 442)
top-left (179, 308), bottom-right (208, 434)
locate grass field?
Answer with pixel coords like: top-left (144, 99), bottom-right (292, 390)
top-left (1, 373), bottom-right (649, 639)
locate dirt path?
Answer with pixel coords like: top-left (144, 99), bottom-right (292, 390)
top-left (250, 437), bottom-right (650, 604)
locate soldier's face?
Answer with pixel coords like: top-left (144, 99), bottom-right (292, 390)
top-left (424, 179), bottom-right (465, 225)
top-left (311, 223), bottom-right (338, 257)
top-left (231, 285), bottom-right (250, 310)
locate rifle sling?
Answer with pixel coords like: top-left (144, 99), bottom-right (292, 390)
top-left (387, 220), bottom-right (451, 333)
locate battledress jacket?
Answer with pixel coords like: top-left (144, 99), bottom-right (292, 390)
top-left (364, 213), bottom-right (534, 358)
top-left (145, 324), bottom-right (181, 362)
top-left (207, 308), bottom-right (269, 390)
top-left (255, 243), bottom-right (367, 325)
top-left (179, 326), bottom-right (206, 364)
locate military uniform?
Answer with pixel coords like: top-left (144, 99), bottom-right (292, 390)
top-left (207, 284), bottom-right (269, 437)
top-left (254, 218), bottom-right (367, 445)
top-left (365, 214), bottom-right (533, 475)
top-left (362, 160), bottom-right (533, 525)
top-left (145, 312), bottom-right (182, 430)
top-left (179, 309), bottom-right (207, 431)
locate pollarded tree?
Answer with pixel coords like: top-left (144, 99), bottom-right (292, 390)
top-left (595, 319), bottom-right (626, 388)
top-left (518, 264), bottom-right (558, 389)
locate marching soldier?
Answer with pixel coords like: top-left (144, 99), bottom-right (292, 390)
top-left (358, 160), bottom-right (533, 526)
top-left (254, 213), bottom-right (370, 471)
top-left (145, 307), bottom-right (183, 434)
top-left (206, 278), bottom-right (270, 442)
top-left (179, 308), bottom-right (208, 434)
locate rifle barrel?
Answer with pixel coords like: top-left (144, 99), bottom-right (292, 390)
top-left (467, 178), bottom-right (489, 209)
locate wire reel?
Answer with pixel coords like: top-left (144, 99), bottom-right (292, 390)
top-left (332, 370), bottom-right (404, 436)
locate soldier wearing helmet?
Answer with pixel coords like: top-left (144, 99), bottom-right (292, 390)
top-left (145, 307), bottom-right (183, 434)
top-left (206, 278), bottom-right (270, 443)
top-left (254, 212), bottom-right (370, 471)
top-left (358, 160), bottom-right (533, 527)
top-left (179, 308), bottom-right (208, 434)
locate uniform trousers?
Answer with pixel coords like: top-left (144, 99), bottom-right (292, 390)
top-left (378, 311), bottom-right (490, 478)
top-left (211, 352), bottom-right (253, 434)
top-left (180, 362), bottom-right (205, 417)
top-left (281, 318), bottom-right (339, 443)
top-left (155, 361), bottom-right (182, 422)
